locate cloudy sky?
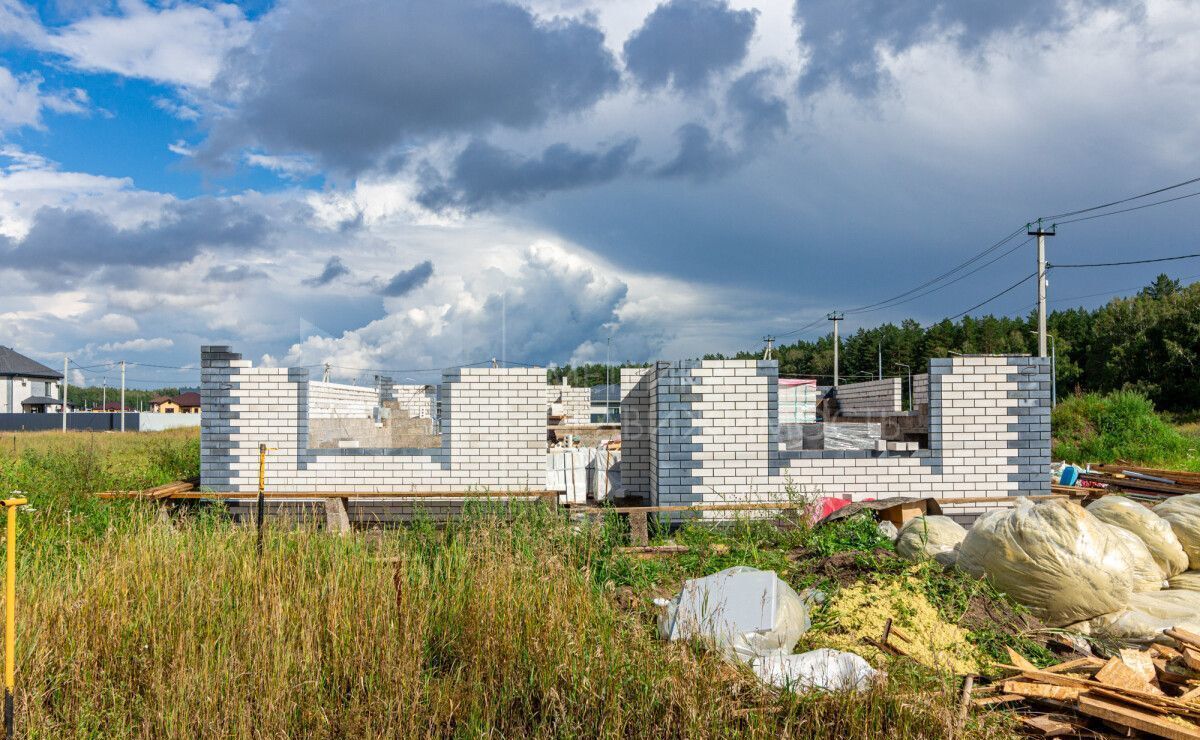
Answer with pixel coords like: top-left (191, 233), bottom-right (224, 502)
top-left (1, 0), bottom-right (1199, 387)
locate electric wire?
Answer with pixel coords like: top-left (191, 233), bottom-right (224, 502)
top-left (942, 270), bottom-right (1040, 323)
top-left (1052, 253), bottom-right (1200, 269)
top-left (1053, 190), bottom-right (1200, 227)
top-left (1040, 174), bottom-right (1200, 221)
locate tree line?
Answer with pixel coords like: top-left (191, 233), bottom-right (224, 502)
top-left (715, 274), bottom-right (1200, 412)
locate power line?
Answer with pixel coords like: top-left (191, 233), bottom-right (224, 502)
top-left (843, 226), bottom-right (1027, 314)
top-left (776, 315), bottom-right (828, 340)
top-left (943, 271), bottom-right (1040, 323)
top-left (1054, 189), bottom-right (1200, 227)
top-left (1041, 174), bottom-right (1200, 221)
top-left (1052, 253), bottom-right (1200, 269)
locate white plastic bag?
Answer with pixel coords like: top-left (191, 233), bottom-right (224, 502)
top-left (1153, 495), bottom-right (1200, 570)
top-left (657, 566), bottom-right (822, 663)
top-left (1099, 522), bottom-right (1165, 592)
top-left (751, 649), bottom-right (878, 693)
top-left (895, 515), bottom-right (966, 565)
top-left (957, 499), bottom-right (1134, 626)
top-left (1088, 589), bottom-right (1200, 642)
top-left (1088, 495), bottom-right (1189, 579)
top-left (877, 520), bottom-right (899, 542)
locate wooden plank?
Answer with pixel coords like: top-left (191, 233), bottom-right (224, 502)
top-left (972, 693), bottom-right (1023, 707)
top-left (574, 494), bottom-right (1073, 516)
top-left (1167, 629), bottom-right (1200, 651)
top-left (1019, 714), bottom-right (1077, 736)
top-left (996, 667), bottom-right (1200, 716)
top-left (1001, 680), bottom-right (1082, 702)
top-left (1097, 656), bottom-right (1164, 696)
top-left (1182, 648), bottom-right (1200, 673)
top-left (1181, 686), bottom-right (1200, 703)
top-left (159, 490), bottom-right (555, 500)
top-left (1006, 647), bottom-right (1038, 672)
top-left (1077, 695), bottom-right (1200, 740)
top-left (1122, 649), bottom-right (1160, 684)
top-left (1044, 657), bottom-right (1106, 674)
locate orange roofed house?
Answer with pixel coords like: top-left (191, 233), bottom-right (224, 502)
top-left (151, 392), bottom-right (200, 414)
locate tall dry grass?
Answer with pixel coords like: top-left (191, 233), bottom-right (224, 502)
top-left (11, 508), bottom-right (1004, 739)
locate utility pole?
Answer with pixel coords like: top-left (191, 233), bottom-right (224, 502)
top-left (877, 341), bottom-right (883, 380)
top-left (605, 336), bottom-right (612, 423)
top-left (501, 292), bottom-right (506, 368)
top-left (1028, 219), bottom-right (1056, 358)
top-left (827, 312), bottom-right (843, 386)
top-left (102, 377), bottom-right (106, 410)
top-left (61, 357), bottom-right (68, 432)
top-left (761, 335), bottom-right (775, 361)
top-left (895, 362), bottom-right (912, 411)
top-left (119, 361), bottom-right (126, 432)
top-left (322, 363), bottom-right (330, 383)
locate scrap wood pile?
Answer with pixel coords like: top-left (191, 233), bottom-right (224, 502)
top-left (972, 630), bottom-right (1200, 738)
top-left (1078, 464), bottom-right (1200, 503)
top-left (97, 480), bottom-right (195, 499)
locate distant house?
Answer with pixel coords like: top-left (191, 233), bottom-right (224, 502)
top-left (590, 383), bottom-right (621, 423)
top-left (98, 402), bottom-right (133, 412)
top-left (0, 346), bottom-right (63, 413)
top-left (152, 391), bottom-right (201, 414)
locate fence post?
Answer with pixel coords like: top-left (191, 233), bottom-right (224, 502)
top-left (3, 494), bottom-right (27, 740)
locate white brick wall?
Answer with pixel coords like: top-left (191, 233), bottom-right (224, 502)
top-left (831, 377), bottom-right (902, 414)
top-left (634, 356), bottom-right (1050, 522)
top-left (308, 381), bottom-right (379, 419)
top-left (201, 347), bottom-right (545, 493)
top-left (546, 383), bottom-right (591, 424)
top-left (388, 384), bottom-right (437, 419)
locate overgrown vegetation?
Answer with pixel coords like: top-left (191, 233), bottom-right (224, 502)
top-left (0, 432), bottom-right (1034, 737)
top-left (1052, 390), bottom-right (1200, 470)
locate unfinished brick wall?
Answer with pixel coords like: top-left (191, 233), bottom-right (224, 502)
top-left (831, 377), bottom-right (902, 414)
top-left (308, 381), bottom-right (379, 419)
top-left (388, 384), bottom-right (437, 419)
top-left (201, 346), bottom-right (544, 493)
top-left (620, 367), bottom-right (652, 500)
top-left (623, 355), bottom-right (1050, 523)
top-left (912, 373), bottom-right (930, 407)
top-left (546, 383), bottom-right (591, 423)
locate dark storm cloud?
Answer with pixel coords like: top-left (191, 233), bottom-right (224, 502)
top-left (624, 0), bottom-right (758, 93)
top-left (203, 0), bottom-right (622, 174)
top-left (417, 137), bottom-right (639, 212)
top-left (655, 123), bottom-right (736, 181)
top-left (377, 260), bottom-right (434, 297)
top-left (1, 198), bottom-right (269, 286)
top-left (302, 256), bottom-right (350, 287)
top-left (793, 0), bottom-right (1132, 96)
top-left (206, 264), bottom-right (268, 282)
top-left (727, 68), bottom-right (788, 142)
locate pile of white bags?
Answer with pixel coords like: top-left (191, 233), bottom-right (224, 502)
top-left (1154, 494), bottom-right (1200, 569)
top-left (895, 515), bottom-right (966, 566)
top-left (1099, 522), bottom-right (1167, 592)
top-left (1087, 590), bottom-right (1200, 642)
top-left (1088, 495), bottom-right (1189, 579)
top-left (957, 499), bottom-right (1135, 626)
top-left (657, 567), bottom-right (877, 693)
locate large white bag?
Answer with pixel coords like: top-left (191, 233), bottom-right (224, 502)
top-left (895, 515), bottom-right (966, 565)
top-left (1153, 495), bottom-right (1200, 570)
top-left (1168, 570), bottom-right (1200, 592)
top-left (1088, 589), bottom-right (1200, 641)
top-left (1088, 495), bottom-right (1189, 579)
top-left (751, 649), bottom-right (878, 693)
top-left (1099, 522), bottom-right (1165, 592)
top-left (957, 499), bottom-right (1135, 626)
top-left (657, 566), bottom-right (821, 663)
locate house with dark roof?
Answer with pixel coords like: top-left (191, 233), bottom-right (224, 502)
top-left (151, 391), bottom-right (201, 414)
top-left (0, 346), bottom-right (63, 414)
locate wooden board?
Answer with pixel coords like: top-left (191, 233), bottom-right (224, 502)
top-left (1001, 680), bottom-right (1082, 702)
top-left (1019, 714), bottom-right (1077, 736)
top-left (1077, 695), bottom-right (1200, 740)
top-left (1097, 657), bottom-right (1163, 696)
top-left (155, 490), bottom-right (557, 500)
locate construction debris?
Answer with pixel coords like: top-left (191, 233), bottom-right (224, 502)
top-left (894, 515), bottom-right (966, 565)
top-left (1088, 495), bottom-right (1190, 579)
top-left (981, 635), bottom-right (1200, 739)
top-left (1156, 495), bottom-right (1200, 569)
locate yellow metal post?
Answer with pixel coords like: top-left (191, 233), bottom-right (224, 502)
top-left (256, 444), bottom-right (266, 554)
top-left (3, 495), bottom-right (26, 740)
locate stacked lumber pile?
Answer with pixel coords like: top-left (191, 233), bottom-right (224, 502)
top-left (974, 629), bottom-right (1200, 738)
top-left (1081, 465), bottom-right (1200, 502)
top-left (97, 480), bottom-right (195, 500)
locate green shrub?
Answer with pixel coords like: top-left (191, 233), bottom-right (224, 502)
top-left (1052, 390), bottom-right (1197, 466)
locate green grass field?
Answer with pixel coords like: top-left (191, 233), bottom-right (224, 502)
top-left (0, 428), bottom-right (1047, 738)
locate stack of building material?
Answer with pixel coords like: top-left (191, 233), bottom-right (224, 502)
top-left (779, 379), bottom-right (817, 424)
top-left (1082, 465), bottom-right (1200, 502)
